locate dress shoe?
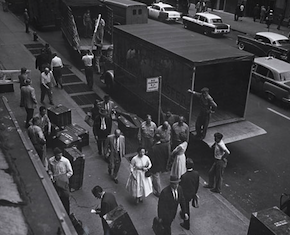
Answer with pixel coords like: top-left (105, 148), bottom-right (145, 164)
top-left (210, 188), bottom-right (221, 194)
top-left (203, 184), bottom-right (213, 189)
top-left (113, 178), bottom-right (118, 184)
top-left (139, 197), bottom-right (143, 203)
top-left (180, 223), bottom-right (189, 230)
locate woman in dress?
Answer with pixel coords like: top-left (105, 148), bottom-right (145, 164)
top-left (126, 147), bottom-right (153, 204)
top-left (170, 133), bottom-right (188, 179)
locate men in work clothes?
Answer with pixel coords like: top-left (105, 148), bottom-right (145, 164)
top-left (51, 53), bottom-right (63, 89)
top-left (204, 132), bottom-right (230, 194)
top-left (20, 78), bottom-right (37, 128)
top-left (28, 116), bottom-right (47, 169)
top-left (99, 95), bottom-right (117, 120)
top-left (48, 147), bottom-right (73, 214)
top-left (18, 67), bottom-right (28, 89)
top-left (91, 185), bottom-right (118, 235)
top-left (171, 116), bottom-right (189, 149)
top-left (158, 175), bottom-right (189, 235)
top-left (83, 9), bottom-right (93, 38)
top-left (138, 114), bottom-right (157, 153)
top-left (40, 67), bottom-right (55, 105)
top-left (188, 87), bottom-right (217, 140)
top-left (105, 129), bottom-right (125, 184)
top-left (179, 158), bottom-right (200, 230)
top-left (82, 50), bottom-right (94, 89)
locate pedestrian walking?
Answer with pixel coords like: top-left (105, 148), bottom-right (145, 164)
top-left (179, 158), bottom-right (199, 230)
top-left (234, 4), bottom-right (240, 21)
top-left (210, 0), bottom-right (216, 11)
top-left (266, 10), bottom-right (274, 29)
top-left (188, 87), bottom-right (217, 140)
top-left (239, 2), bottom-right (245, 19)
top-left (126, 147), bottom-right (153, 204)
top-left (138, 114), bottom-right (157, 153)
top-left (204, 132), bottom-right (230, 194)
top-left (168, 133), bottom-right (188, 179)
top-left (149, 134), bottom-right (168, 197)
top-left (30, 106), bottom-right (51, 144)
top-left (91, 185), bottom-right (118, 235)
top-left (83, 9), bottom-right (93, 38)
top-left (18, 67), bottom-right (28, 89)
top-left (99, 95), bottom-right (117, 119)
top-left (48, 147), bottom-right (73, 214)
top-left (260, 6), bottom-right (266, 23)
top-left (105, 129), bottom-right (125, 184)
top-left (171, 116), bottom-right (189, 149)
top-left (94, 18), bottom-right (105, 74)
top-left (35, 48), bottom-right (50, 72)
top-left (23, 9), bottom-right (29, 33)
top-left (28, 116), bottom-right (47, 168)
top-left (51, 53), bottom-right (63, 89)
top-left (93, 108), bottom-right (112, 156)
top-left (155, 121), bottom-right (171, 164)
top-left (253, 4), bottom-right (260, 22)
top-left (82, 50), bottom-right (94, 89)
top-left (20, 78), bottom-right (37, 128)
top-left (40, 67), bottom-right (55, 105)
top-left (157, 175), bottom-right (189, 235)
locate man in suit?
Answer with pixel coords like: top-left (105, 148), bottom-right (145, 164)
top-left (93, 108), bottom-right (112, 156)
top-left (91, 185), bottom-right (118, 235)
top-left (20, 78), bottom-right (37, 128)
top-left (180, 158), bottom-right (200, 230)
top-left (158, 175), bottom-right (189, 235)
top-left (99, 95), bottom-right (117, 120)
top-left (105, 129), bottom-right (125, 184)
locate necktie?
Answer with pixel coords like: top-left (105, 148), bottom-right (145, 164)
top-left (100, 117), bottom-right (106, 130)
top-left (174, 190), bottom-right (178, 201)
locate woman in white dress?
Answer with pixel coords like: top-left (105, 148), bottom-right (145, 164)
top-left (126, 147), bottom-right (153, 204)
top-left (170, 133), bottom-right (188, 179)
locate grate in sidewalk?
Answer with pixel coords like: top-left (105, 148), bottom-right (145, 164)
top-left (63, 84), bottom-right (92, 94)
top-left (71, 93), bottom-right (102, 106)
top-left (62, 75), bottom-right (82, 84)
top-left (24, 43), bottom-right (44, 49)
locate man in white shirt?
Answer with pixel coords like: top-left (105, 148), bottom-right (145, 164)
top-left (204, 132), bottom-right (230, 193)
top-left (49, 147), bottom-right (73, 213)
top-left (82, 50), bottom-right (94, 89)
top-left (51, 53), bottom-right (63, 89)
top-left (40, 67), bottom-right (54, 105)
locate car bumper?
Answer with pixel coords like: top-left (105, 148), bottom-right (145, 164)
top-left (282, 97), bottom-right (290, 103)
top-left (212, 29), bottom-right (230, 34)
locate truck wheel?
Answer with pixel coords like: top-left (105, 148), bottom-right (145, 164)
top-left (266, 92), bottom-right (275, 102)
top-left (238, 42), bottom-right (245, 50)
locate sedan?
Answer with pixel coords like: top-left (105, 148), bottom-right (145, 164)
top-left (251, 57), bottom-right (290, 103)
top-left (237, 32), bottom-right (290, 62)
top-left (148, 2), bottom-right (181, 22)
top-left (182, 12), bottom-right (230, 36)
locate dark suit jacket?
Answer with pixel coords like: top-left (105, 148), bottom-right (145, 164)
top-left (105, 134), bottom-right (125, 158)
top-left (180, 170), bottom-right (199, 201)
top-left (93, 115), bottom-right (112, 139)
top-left (149, 141), bottom-right (170, 173)
top-left (100, 192), bottom-right (118, 231)
top-left (20, 85), bottom-right (37, 109)
top-left (158, 185), bottom-right (187, 224)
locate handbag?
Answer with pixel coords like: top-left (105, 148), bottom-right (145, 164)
top-left (152, 217), bottom-right (164, 235)
top-left (192, 194), bottom-right (199, 208)
top-left (145, 170), bottom-right (152, 178)
top-left (84, 112), bottom-right (94, 127)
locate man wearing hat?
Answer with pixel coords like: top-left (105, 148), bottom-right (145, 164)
top-left (188, 87), bottom-right (217, 140)
top-left (20, 78), bottom-right (37, 128)
top-left (158, 175), bottom-right (189, 235)
top-left (180, 158), bottom-right (200, 230)
top-left (23, 9), bottom-right (30, 33)
top-left (93, 108), bottom-right (112, 156)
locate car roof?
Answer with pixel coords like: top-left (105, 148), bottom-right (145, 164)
top-left (196, 12), bottom-right (221, 20)
top-left (152, 2), bottom-right (173, 8)
top-left (254, 57), bottom-right (290, 73)
top-left (256, 32), bottom-right (288, 41)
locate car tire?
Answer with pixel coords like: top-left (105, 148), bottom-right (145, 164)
top-left (266, 92), bottom-right (275, 102)
top-left (204, 30), bottom-right (209, 36)
top-left (238, 42), bottom-right (245, 50)
top-left (184, 22), bottom-right (188, 29)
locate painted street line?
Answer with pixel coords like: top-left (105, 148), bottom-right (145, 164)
top-left (267, 108), bottom-right (290, 121)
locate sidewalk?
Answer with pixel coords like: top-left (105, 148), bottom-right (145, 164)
top-left (0, 8), bottom-right (252, 235)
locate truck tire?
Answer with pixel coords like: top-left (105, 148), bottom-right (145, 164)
top-left (204, 29), bottom-right (211, 36)
top-left (238, 42), bottom-right (245, 50)
top-left (266, 92), bottom-right (275, 102)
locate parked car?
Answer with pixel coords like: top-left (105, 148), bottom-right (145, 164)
top-left (182, 12), bottom-right (230, 36)
top-left (251, 57), bottom-right (290, 103)
top-left (237, 32), bottom-right (290, 62)
top-left (148, 2), bottom-right (181, 22)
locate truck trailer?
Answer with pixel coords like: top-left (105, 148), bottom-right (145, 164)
top-left (112, 20), bottom-right (265, 144)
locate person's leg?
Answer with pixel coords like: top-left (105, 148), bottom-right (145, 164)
top-left (181, 198), bottom-right (190, 229)
top-left (201, 114), bottom-right (210, 139)
top-left (113, 155), bottom-right (121, 180)
top-left (195, 114), bottom-right (202, 138)
top-left (152, 172), bottom-right (161, 196)
top-left (40, 85), bottom-right (45, 103)
top-left (88, 66), bottom-right (94, 89)
top-left (207, 162), bottom-right (216, 187)
top-left (162, 221), bottom-right (172, 235)
top-left (25, 108), bottom-right (34, 128)
top-left (215, 160), bottom-right (225, 193)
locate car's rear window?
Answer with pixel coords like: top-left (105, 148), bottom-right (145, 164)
top-left (164, 7), bottom-right (176, 11)
top-left (211, 18), bottom-right (222, 23)
top-left (280, 71), bottom-right (290, 81)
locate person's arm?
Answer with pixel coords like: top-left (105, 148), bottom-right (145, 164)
top-left (178, 187), bottom-right (189, 218)
top-left (66, 160), bottom-right (73, 178)
top-left (208, 96), bottom-right (218, 112)
top-left (37, 128), bottom-right (46, 144)
top-left (31, 88), bottom-right (37, 105)
top-left (46, 115), bottom-right (51, 134)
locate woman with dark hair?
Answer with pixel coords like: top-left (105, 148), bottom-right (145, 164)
top-left (170, 133), bottom-right (188, 179)
top-left (126, 147), bottom-right (153, 204)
